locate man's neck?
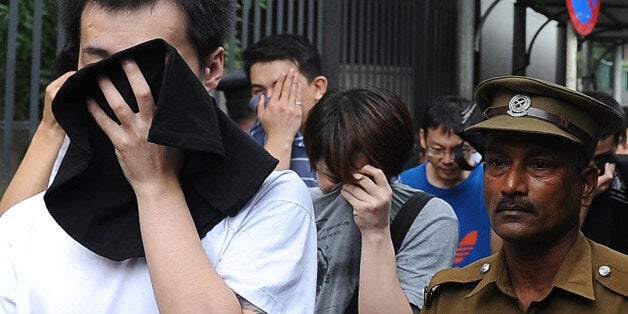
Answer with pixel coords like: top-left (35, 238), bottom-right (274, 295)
top-left (425, 163), bottom-right (470, 189)
top-left (503, 229), bottom-right (579, 311)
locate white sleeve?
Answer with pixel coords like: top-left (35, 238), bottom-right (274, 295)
top-left (0, 207), bottom-right (19, 313)
top-left (209, 171), bottom-right (317, 314)
top-left (396, 197), bottom-right (459, 309)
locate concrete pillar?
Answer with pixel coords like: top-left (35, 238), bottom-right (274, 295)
top-left (565, 23), bottom-right (578, 90)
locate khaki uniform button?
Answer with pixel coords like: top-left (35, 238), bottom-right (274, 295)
top-left (598, 265), bottom-right (611, 277)
top-left (480, 263), bottom-right (490, 274)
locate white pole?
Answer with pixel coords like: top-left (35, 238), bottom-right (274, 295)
top-left (614, 44), bottom-right (623, 103)
top-left (565, 22), bottom-right (578, 90)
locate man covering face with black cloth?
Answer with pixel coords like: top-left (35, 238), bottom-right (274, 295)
top-left (0, 0), bottom-right (317, 313)
top-left (422, 76), bottom-right (628, 313)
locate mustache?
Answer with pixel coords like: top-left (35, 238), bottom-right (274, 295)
top-left (495, 196), bottom-right (536, 213)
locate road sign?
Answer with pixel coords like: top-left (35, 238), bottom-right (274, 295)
top-left (566, 0), bottom-right (601, 36)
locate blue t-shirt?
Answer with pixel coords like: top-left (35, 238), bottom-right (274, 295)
top-left (400, 163), bottom-right (491, 267)
top-left (248, 120), bottom-right (317, 187)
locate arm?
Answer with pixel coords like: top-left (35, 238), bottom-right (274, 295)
top-left (255, 69), bottom-right (302, 171)
top-left (341, 165), bottom-right (413, 314)
top-left (0, 72), bottom-right (74, 215)
top-left (87, 59), bottom-right (259, 313)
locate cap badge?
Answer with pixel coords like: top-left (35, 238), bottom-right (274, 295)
top-left (507, 94), bottom-right (531, 117)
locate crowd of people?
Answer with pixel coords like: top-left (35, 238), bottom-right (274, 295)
top-left (0, 0), bottom-right (627, 313)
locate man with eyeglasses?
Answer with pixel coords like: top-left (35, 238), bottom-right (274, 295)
top-left (400, 96), bottom-right (500, 267)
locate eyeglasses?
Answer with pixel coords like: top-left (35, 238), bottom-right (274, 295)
top-left (426, 145), bottom-right (470, 159)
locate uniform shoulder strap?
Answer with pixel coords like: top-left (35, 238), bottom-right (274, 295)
top-left (390, 191), bottom-right (435, 253)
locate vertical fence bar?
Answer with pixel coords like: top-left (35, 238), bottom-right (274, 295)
top-left (307, 0), bottom-right (314, 43)
top-left (265, 0), bottom-right (273, 36)
top-left (29, 0), bottom-right (44, 137)
top-left (365, 0), bottom-right (373, 88)
top-left (357, 0), bottom-right (365, 87)
top-left (242, 0), bottom-right (251, 48)
top-left (297, 0), bottom-right (304, 35)
top-left (287, 0), bottom-right (294, 34)
top-left (317, 0), bottom-right (324, 56)
top-left (340, 0), bottom-right (349, 88)
top-left (276, 0), bottom-right (284, 34)
top-left (253, 0), bottom-right (262, 43)
top-left (2, 0), bottom-right (19, 183)
top-left (228, 4), bottom-right (237, 70)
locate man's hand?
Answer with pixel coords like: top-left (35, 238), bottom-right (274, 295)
top-left (594, 162), bottom-right (615, 197)
top-left (86, 59), bottom-right (183, 191)
top-left (256, 68), bottom-right (303, 138)
top-left (341, 165), bottom-right (393, 234)
top-left (255, 68), bottom-right (303, 170)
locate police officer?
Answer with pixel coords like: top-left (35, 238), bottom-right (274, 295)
top-left (422, 76), bottom-right (628, 313)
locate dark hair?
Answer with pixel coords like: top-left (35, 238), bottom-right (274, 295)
top-left (582, 91), bottom-right (626, 146)
top-left (242, 34), bottom-right (323, 83)
top-left (422, 95), bottom-right (475, 137)
top-left (303, 88), bottom-right (415, 183)
top-left (56, 0), bottom-right (235, 72)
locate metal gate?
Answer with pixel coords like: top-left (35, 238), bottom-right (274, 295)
top-left (1, 0), bottom-right (458, 187)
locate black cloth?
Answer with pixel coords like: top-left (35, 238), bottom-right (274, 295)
top-left (582, 154), bottom-right (628, 254)
top-left (44, 39), bottom-right (278, 261)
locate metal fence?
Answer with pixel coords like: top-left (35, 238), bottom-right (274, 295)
top-left (1, 0), bottom-right (458, 186)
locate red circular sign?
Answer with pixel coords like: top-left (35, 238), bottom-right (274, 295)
top-left (566, 0), bottom-right (601, 36)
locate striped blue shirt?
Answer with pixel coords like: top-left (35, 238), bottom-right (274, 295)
top-left (248, 120), bottom-right (318, 187)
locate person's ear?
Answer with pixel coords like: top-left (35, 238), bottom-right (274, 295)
top-left (419, 129), bottom-right (427, 149)
top-left (311, 75), bottom-right (328, 102)
top-left (201, 47), bottom-right (224, 92)
top-left (580, 166), bottom-right (599, 209)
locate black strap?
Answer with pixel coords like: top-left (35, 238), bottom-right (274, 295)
top-left (390, 192), bottom-right (434, 253)
top-left (345, 191), bottom-right (435, 313)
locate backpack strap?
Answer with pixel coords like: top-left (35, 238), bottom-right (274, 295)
top-left (345, 191), bottom-right (435, 313)
top-left (390, 191), bottom-right (434, 253)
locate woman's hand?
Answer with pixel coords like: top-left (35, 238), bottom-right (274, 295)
top-left (341, 165), bottom-right (393, 234)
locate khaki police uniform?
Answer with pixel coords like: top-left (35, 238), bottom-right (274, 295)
top-left (422, 233), bottom-right (628, 313)
top-left (421, 76), bottom-right (628, 313)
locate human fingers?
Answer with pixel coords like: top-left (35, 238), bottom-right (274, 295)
top-left (86, 98), bottom-right (123, 141)
top-left (256, 93), bottom-right (267, 115)
top-left (295, 82), bottom-right (303, 106)
top-left (43, 71), bottom-right (75, 126)
top-left (120, 59), bottom-right (155, 120)
top-left (269, 72), bottom-right (287, 101)
top-left (279, 68), bottom-right (295, 101)
top-left (96, 75), bottom-right (135, 127)
top-left (595, 163), bottom-right (615, 194)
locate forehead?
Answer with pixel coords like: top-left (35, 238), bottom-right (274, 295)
top-left (485, 131), bottom-right (576, 157)
top-left (425, 126), bottom-right (462, 145)
top-left (249, 59), bottom-right (302, 84)
top-left (79, 1), bottom-right (189, 58)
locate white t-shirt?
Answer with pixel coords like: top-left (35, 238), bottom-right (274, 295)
top-left (0, 170), bottom-right (316, 314)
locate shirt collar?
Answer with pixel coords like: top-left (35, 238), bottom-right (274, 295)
top-left (465, 232), bottom-right (595, 301)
